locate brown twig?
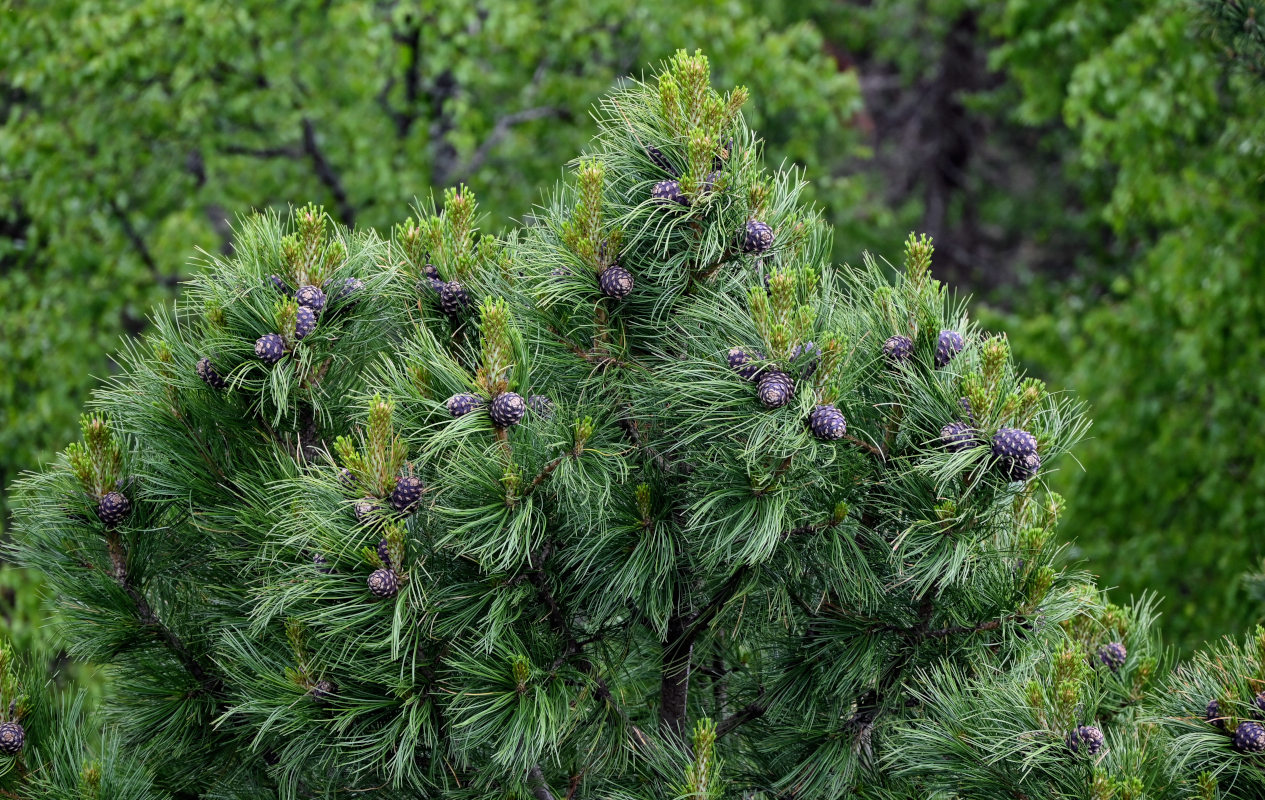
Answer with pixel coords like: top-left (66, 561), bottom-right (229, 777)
top-left (845, 434), bottom-right (885, 459)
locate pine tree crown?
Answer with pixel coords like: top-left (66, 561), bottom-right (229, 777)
top-left (4, 49), bottom-right (1259, 800)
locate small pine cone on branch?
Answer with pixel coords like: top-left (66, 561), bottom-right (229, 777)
top-left (991, 427), bottom-right (1040, 482)
top-left (353, 500), bottom-right (378, 525)
top-left (447, 393), bottom-right (484, 418)
top-left (309, 680), bottom-right (335, 703)
top-left (756, 370), bottom-right (794, 409)
top-left (295, 285), bottom-right (326, 312)
top-left (439, 281), bottom-right (471, 317)
top-left (254, 333), bottom-right (286, 365)
top-left (0, 722), bottom-right (24, 755)
top-left (651, 179), bottom-right (688, 207)
top-left (808, 405), bottom-right (847, 441)
top-left (1067, 725), bottom-right (1104, 755)
top-left (599, 265), bottom-right (634, 299)
top-left (1095, 642), bottom-right (1127, 672)
top-left (727, 347), bottom-right (764, 382)
top-left (1207, 699), bottom-right (1226, 730)
top-left (940, 422), bottom-right (978, 453)
top-left (1235, 721), bottom-right (1265, 753)
top-left (367, 568), bottom-right (400, 598)
top-left (196, 357), bottom-right (226, 389)
top-left (882, 335), bottom-right (913, 366)
top-left (489, 392), bottom-right (527, 428)
top-left (935, 329), bottom-right (964, 368)
top-left (295, 306), bottom-right (317, 340)
top-left (741, 220), bottom-right (774, 254)
top-left (97, 491), bottom-right (131, 527)
top-left (789, 341), bottom-right (821, 378)
top-left (528, 395), bottom-right (554, 419)
top-left (390, 476), bottom-right (423, 515)
top-left (646, 145), bottom-right (677, 175)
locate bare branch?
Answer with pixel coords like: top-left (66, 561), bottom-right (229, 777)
top-left (301, 117), bottom-right (356, 226)
top-left (449, 105), bottom-right (572, 183)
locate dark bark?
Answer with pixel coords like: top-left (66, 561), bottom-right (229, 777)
top-left (301, 117), bottom-right (356, 227)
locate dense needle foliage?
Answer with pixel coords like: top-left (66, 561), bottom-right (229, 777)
top-left (6, 52), bottom-right (1265, 800)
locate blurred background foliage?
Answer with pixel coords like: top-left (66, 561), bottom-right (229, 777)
top-left (2, 0), bottom-right (1264, 654)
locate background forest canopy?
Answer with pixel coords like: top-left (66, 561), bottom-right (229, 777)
top-left (2, 0), bottom-right (1265, 653)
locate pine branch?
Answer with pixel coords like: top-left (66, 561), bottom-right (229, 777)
top-left (527, 765), bottom-right (556, 800)
top-left (844, 433), bottom-right (885, 459)
top-left (104, 532), bottom-right (222, 695)
top-left (524, 441), bottom-right (585, 496)
top-left (660, 567), bottom-right (749, 736)
top-left (716, 689), bottom-right (767, 738)
top-left (527, 548), bottom-right (652, 748)
top-left (619, 414), bottom-right (693, 475)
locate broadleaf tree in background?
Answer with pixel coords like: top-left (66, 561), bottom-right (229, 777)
top-left (986, 0), bottom-right (1265, 650)
top-left (9, 50), bottom-right (1265, 800)
top-left (0, 0), bottom-right (868, 525)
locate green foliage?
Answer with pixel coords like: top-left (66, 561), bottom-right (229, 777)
top-left (989, 0), bottom-right (1265, 650)
top-left (4, 55), bottom-right (1116, 798)
top-left (0, 0), bottom-right (866, 527)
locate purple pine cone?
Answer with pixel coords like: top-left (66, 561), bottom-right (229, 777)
top-left (295, 284), bottom-right (326, 312)
top-left (935, 329), bottom-right (964, 368)
top-left (741, 220), bottom-right (774, 254)
top-left (489, 392), bottom-right (527, 428)
top-left (1067, 725), bottom-right (1104, 756)
top-left (254, 333), bottom-right (286, 365)
top-left (883, 335), bottom-right (913, 365)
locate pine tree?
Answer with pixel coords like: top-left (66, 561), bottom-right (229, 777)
top-left (6, 50), bottom-right (1265, 800)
